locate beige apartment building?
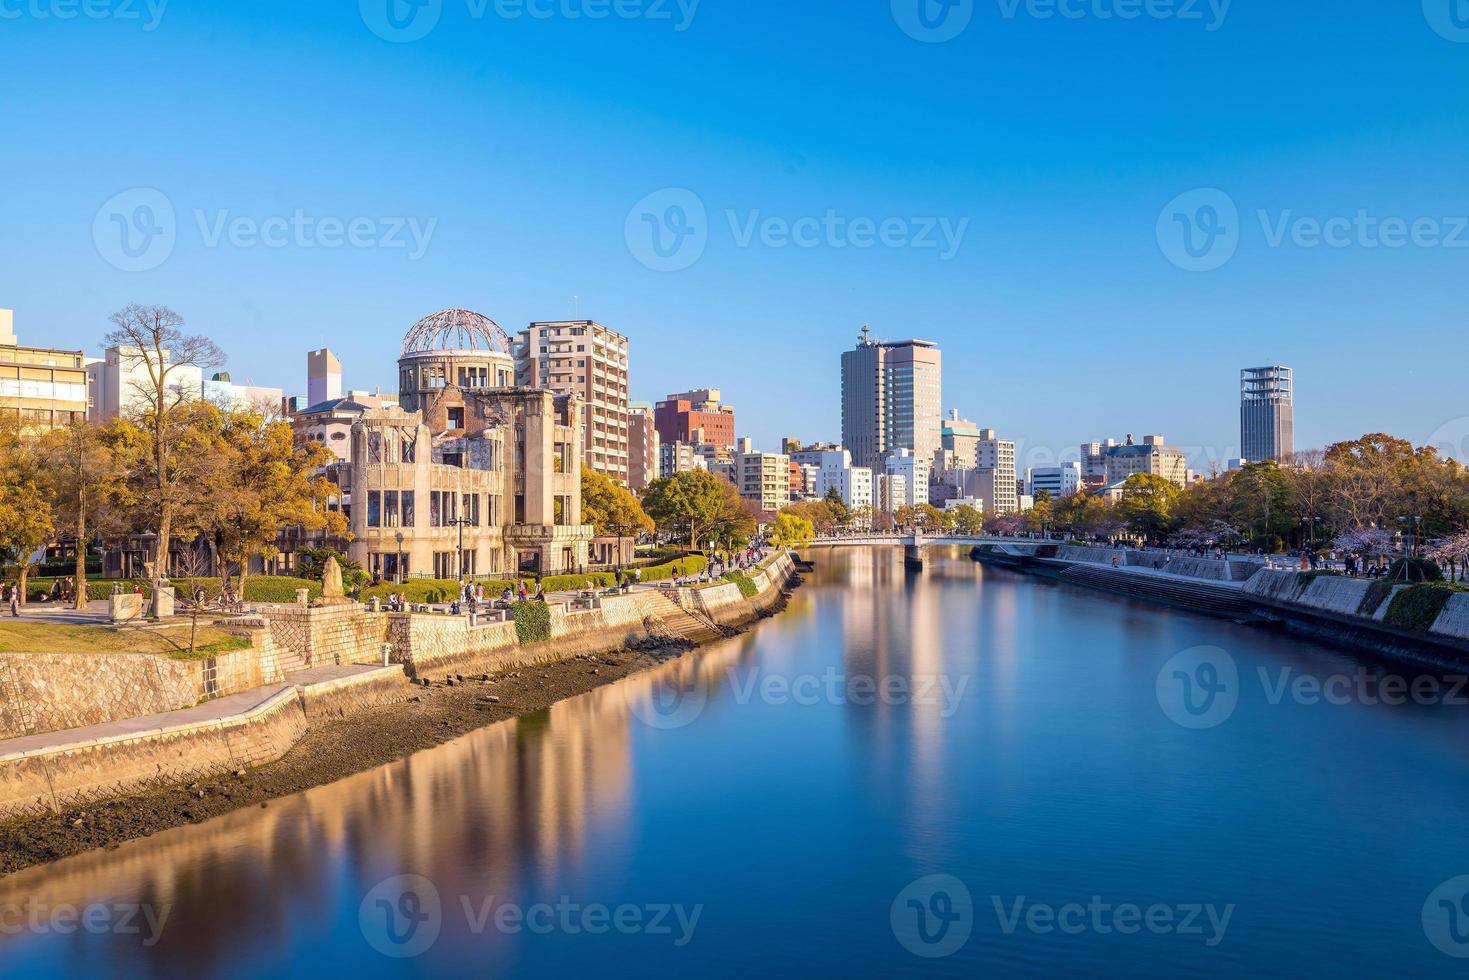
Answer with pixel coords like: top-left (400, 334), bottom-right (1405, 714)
top-left (1104, 434), bottom-right (1189, 488)
top-left (0, 309), bottom-right (89, 432)
top-left (627, 402), bottom-right (659, 491)
top-left (731, 438), bottom-right (791, 515)
top-left (514, 320), bottom-right (630, 485)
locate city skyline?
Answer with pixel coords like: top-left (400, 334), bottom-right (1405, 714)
top-left (5, 2), bottom-right (1466, 466)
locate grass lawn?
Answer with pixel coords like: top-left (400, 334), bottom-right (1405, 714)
top-left (0, 621), bottom-right (251, 659)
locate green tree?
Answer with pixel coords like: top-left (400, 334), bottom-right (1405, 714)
top-left (642, 470), bottom-right (730, 548)
top-left (1117, 473), bottom-right (1180, 541)
top-left (767, 512), bottom-right (815, 548)
top-left (104, 304), bottom-right (224, 615)
top-left (581, 466), bottom-right (654, 537)
top-left (42, 419), bottom-right (127, 609)
top-left (823, 486), bottom-right (852, 527)
top-left (950, 503), bottom-right (984, 535)
top-left (0, 419), bottom-right (54, 606)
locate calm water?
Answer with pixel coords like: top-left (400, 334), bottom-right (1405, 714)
top-left (4, 546), bottom-right (1469, 978)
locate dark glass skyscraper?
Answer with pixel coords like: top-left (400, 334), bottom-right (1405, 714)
top-left (1240, 366), bottom-right (1294, 462)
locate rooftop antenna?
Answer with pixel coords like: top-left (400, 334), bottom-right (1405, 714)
top-left (859, 323), bottom-right (873, 346)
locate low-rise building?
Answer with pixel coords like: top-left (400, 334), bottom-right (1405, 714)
top-left (1025, 462), bottom-right (1082, 499)
top-left (659, 441), bottom-right (707, 478)
top-left (1104, 434), bottom-right (1188, 488)
top-left (0, 309), bottom-right (88, 432)
top-left (627, 402), bottom-right (659, 491)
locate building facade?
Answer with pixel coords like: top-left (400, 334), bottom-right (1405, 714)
top-left (1025, 462), bottom-right (1083, 499)
top-left (883, 449), bottom-right (930, 510)
top-left (730, 439), bottom-right (791, 515)
top-left (658, 441), bottom-right (706, 479)
top-left (307, 348), bottom-right (342, 407)
top-left (654, 388), bottom-right (735, 450)
top-left (514, 320), bottom-right (630, 485)
top-left (1240, 365), bottom-right (1294, 463)
top-left (0, 309), bottom-right (88, 432)
top-left (626, 402), bottom-right (659, 491)
top-left (840, 326), bottom-right (942, 471)
top-left (1104, 434), bottom-right (1189, 488)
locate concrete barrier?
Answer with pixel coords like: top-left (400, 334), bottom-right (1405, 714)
top-left (1431, 593), bottom-right (1469, 640)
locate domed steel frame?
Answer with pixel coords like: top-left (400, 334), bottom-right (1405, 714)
top-left (400, 309), bottom-right (512, 356)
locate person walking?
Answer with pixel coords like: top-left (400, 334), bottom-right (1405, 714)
top-left (9, 583), bottom-right (19, 617)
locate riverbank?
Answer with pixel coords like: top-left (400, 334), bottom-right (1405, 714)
top-left (0, 564), bottom-right (798, 876)
top-left (971, 542), bottom-right (1469, 669)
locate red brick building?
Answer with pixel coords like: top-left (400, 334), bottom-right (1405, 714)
top-left (654, 388), bottom-right (735, 450)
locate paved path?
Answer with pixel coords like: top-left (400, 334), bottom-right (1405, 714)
top-left (0, 664), bottom-right (386, 759)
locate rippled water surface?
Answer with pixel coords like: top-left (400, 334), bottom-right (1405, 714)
top-left (4, 546), bottom-right (1469, 978)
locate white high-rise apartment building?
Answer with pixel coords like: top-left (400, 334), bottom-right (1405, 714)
top-left (884, 448), bottom-right (930, 509)
top-left (731, 439), bottom-right (791, 514)
top-left (514, 320), bottom-right (630, 484)
top-left (840, 326), bottom-right (942, 471)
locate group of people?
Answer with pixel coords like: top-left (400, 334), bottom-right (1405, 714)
top-left (2, 577), bottom-right (84, 616)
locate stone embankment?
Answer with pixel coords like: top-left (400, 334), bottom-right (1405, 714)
top-left (0, 554), bottom-right (799, 822)
top-left (973, 543), bottom-right (1469, 666)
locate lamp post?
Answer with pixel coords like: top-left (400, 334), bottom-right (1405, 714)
top-left (394, 530), bottom-right (404, 584)
top-left (446, 517), bottom-right (473, 581)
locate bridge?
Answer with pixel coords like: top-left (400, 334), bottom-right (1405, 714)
top-left (806, 532), bottom-right (1060, 569)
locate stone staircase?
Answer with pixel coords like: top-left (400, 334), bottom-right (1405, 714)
top-left (644, 591), bottom-right (729, 644)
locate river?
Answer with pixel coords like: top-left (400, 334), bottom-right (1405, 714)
top-left (3, 546), bottom-right (1469, 977)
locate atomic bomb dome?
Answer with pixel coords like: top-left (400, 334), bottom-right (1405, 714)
top-left (400, 308), bottom-right (512, 355)
top-left (397, 309), bottom-right (517, 415)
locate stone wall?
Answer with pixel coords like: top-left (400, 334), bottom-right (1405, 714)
top-left (263, 604), bottom-right (389, 669)
top-left (296, 667), bottom-right (409, 723)
top-left (0, 653), bottom-right (198, 741)
top-left (1431, 593), bottom-right (1469, 640)
top-left (1242, 569), bottom-right (1305, 602)
top-left (0, 688), bottom-right (308, 819)
top-left (1296, 576), bottom-right (1379, 616)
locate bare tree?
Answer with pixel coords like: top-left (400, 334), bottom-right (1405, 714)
top-left (104, 304), bottom-right (224, 616)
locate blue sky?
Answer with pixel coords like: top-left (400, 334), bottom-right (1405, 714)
top-left (3, 0), bottom-right (1467, 469)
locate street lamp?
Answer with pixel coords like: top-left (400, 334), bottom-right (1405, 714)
top-left (446, 517), bottom-right (474, 582)
top-left (394, 530), bottom-right (404, 584)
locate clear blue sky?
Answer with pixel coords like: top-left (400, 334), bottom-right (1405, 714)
top-left (3, 0), bottom-right (1467, 470)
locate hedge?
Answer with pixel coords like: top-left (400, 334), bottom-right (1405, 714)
top-left (1383, 583), bottom-right (1461, 632)
top-left (1388, 557), bottom-right (1444, 583)
top-left (511, 600), bottom-right (551, 644)
top-left (723, 570), bottom-right (758, 598)
top-left (1357, 579), bottom-right (1394, 618)
top-left (24, 575), bottom-right (322, 604)
top-left (637, 556), bottom-right (709, 582)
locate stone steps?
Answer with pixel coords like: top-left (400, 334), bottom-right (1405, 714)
top-left (646, 592), bottom-right (727, 644)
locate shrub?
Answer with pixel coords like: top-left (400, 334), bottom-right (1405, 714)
top-left (637, 556), bottom-right (710, 582)
top-left (30, 576), bottom-right (322, 603)
top-left (1357, 579), bottom-right (1394, 618)
top-left (1383, 583), bottom-right (1460, 632)
top-left (1387, 557), bottom-right (1443, 583)
top-left (511, 600), bottom-right (551, 644)
top-left (723, 570), bottom-right (758, 598)
top-left (361, 579), bottom-right (461, 604)
top-left (538, 573), bottom-right (615, 592)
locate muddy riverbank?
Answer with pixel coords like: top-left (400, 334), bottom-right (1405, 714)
top-left (0, 589), bottom-right (791, 876)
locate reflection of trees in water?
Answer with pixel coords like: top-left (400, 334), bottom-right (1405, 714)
top-left (0, 676), bottom-right (665, 976)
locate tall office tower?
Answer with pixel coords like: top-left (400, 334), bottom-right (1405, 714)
top-left (654, 388), bottom-right (735, 449)
top-left (307, 348), bottom-right (342, 407)
top-left (626, 402), bottom-right (659, 492)
top-left (1240, 366), bottom-right (1294, 463)
top-left (515, 320), bottom-right (631, 485)
top-left (840, 325), bottom-right (942, 471)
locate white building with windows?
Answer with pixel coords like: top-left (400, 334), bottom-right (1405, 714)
top-left (883, 448), bottom-right (930, 510)
top-left (1025, 462), bottom-right (1082, 499)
